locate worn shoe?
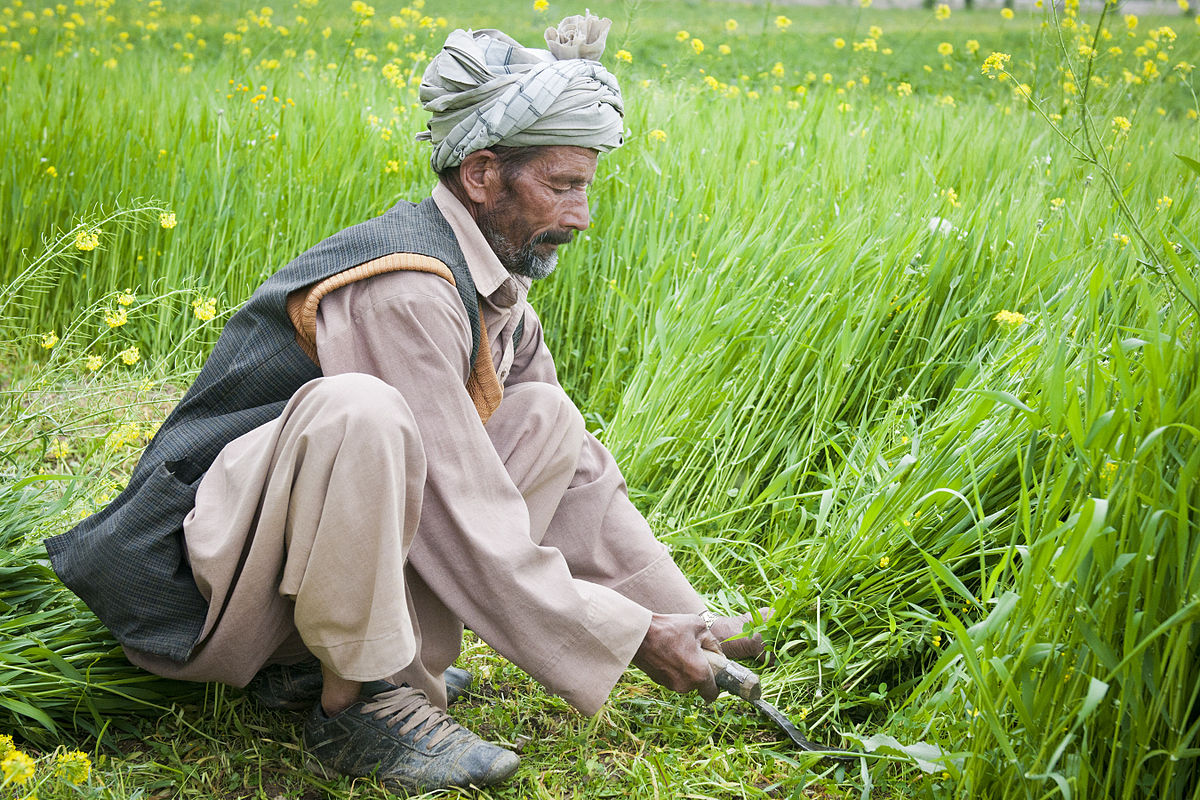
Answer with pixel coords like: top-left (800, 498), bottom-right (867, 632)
top-left (247, 659), bottom-right (473, 710)
top-left (304, 686), bottom-right (518, 791)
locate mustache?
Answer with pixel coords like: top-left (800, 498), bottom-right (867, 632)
top-left (531, 230), bottom-right (575, 246)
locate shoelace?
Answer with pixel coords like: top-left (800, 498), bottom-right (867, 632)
top-left (362, 686), bottom-right (464, 750)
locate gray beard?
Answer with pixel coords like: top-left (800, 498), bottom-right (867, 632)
top-left (478, 214), bottom-right (562, 281)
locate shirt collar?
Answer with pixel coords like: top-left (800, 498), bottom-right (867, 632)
top-left (432, 180), bottom-right (529, 303)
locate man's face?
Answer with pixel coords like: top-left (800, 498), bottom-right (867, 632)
top-left (476, 146), bottom-right (597, 280)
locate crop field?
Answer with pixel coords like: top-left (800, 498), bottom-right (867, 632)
top-left (1, 0), bottom-right (1198, 797)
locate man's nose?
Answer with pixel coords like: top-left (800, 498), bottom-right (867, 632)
top-left (561, 195), bottom-right (590, 232)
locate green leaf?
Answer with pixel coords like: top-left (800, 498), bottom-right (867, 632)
top-left (1176, 153), bottom-right (1200, 178)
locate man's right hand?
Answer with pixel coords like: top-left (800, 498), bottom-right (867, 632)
top-left (631, 613), bottom-right (721, 702)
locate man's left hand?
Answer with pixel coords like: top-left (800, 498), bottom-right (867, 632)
top-left (708, 609), bottom-right (772, 663)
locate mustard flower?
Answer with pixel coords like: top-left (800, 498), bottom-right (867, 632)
top-left (104, 307), bottom-right (128, 328)
top-left (1001, 7), bottom-right (1014, 18)
top-left (1157, 195), bottom-right (1173, 211)
top-left (879, 556), bottom-right (890, 568)
top-left (533, 0), bottom-right (548, 11)
top-left (938, 42), bottom-right (953, 56)
top-left (1, 750), bottom-right (36, 785)
top-left (675, 30), bottom-right (689, 42)
top-left (724, 18), bottom-right (737, 31)
top-left (192, 297), bottom-right (217, 321)
top-left (897, 81), bottom-right (913, 96)
top-left (75, 229), bottom-right (99, 251)
top-left (966, 39), bottom-right (979, 55)
top-left (1179, 0), bottom-right (1190, 10)
top-left (994, 309), bottom-right (1026, 326)
top-left (55, 750), bottom-right (92, 785)
top-left (350, 1), bottom-right (374, 18)
top-left (86, 354), bottom-right (103, 371)
top-left (614, 48), bottom-right (631, 63)
top-left (932, 635), bottom-right (942, 647)
top-left (40, 330), bottom-right (58, 349)
top-left (647, 129), bottom-right (667, 143)
top-left (1112, 115), bottom-right (1131, 135)
top-left (775, 15), bottom-right (792, 31)
top-left (935, 4), bottom-right (951, 20)
top-left (160, 211), bottom-right (177, 229)
top-left (1125, 14), bottom-right (1138, 29)
top-left (690, 37), bottom-right (704, 54)
top-left (1113, 232), bottom-right (1131, 247)
top-left (1050, 197), bottom-right (1065, 211)
top-left (771, 61), bottom-right (785, 78)
top-left (869, 25), bottom-right (883, 39)
top-left (981, 51), bottom-right (1011, 78)
top-left (46, 165), bottom-right (57, 177)
top-left (860, 0), bottom-right (872, 7)
top-left (1100, 461), bottom-right (1118, 481)
top-left (0, 735), bottom-right (14, 759)
top-left (119, 346), bottom-right (140, 366)
top-left (718, 44), bottom-right (731, 55)
top-left (117, 290), bottom-right (136, 306)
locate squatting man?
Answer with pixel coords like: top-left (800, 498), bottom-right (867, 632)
top-left (47, 13), bottom-right (767, 792)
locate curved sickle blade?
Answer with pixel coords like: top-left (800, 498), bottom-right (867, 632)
top-left (750, 699), bottom-right (857, 762)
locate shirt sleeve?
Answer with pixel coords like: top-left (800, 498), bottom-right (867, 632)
top-left (314, 270), bottom-right (651, 714)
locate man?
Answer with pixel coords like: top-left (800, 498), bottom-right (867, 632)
top-left (45, 13), bottom-right (765, 792)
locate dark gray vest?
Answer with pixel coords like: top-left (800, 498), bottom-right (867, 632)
top-left (45, 198), bottom-right (494, 662)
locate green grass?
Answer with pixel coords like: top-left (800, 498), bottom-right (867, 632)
top-left (1, 0), bottom-right (1199, 797)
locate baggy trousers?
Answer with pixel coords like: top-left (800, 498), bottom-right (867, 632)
top-left (126, 372), bottom-right (701, 713)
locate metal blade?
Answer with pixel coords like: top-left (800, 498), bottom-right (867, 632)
top-left (750, 698), bottom-right (857, 762)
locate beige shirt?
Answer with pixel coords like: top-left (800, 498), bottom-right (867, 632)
top-left (312, 183), bottom-right (703, 713)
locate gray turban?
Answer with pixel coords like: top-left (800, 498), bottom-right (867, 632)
top-left (417, 13), bottom-right (624, 171)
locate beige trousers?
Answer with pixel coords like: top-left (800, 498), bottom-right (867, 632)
top-left (127, 373), bottom-right (701, 713)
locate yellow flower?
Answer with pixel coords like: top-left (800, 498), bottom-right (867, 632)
top-left (1125, 13), bottom-right (1138, 29)
top-left (45, 165), bottom-right (57, 177)
top-left (994, 309), bottom-right (1027, 326)
top-left (159, 211), bottom-right (177, 229)
top-left (1050, 197), bottom-right (1065, 211)
top-left (724, 18), bottom-right (737, 31)
top-left (533, 0), bottom-right (548, 10)
top-left (192, 297), bottom-right (217, 321)
top-left (86, 354), bottom-right (103, 371)
top-left (47, 438), bottom-right (72, 460)
top-left (615, 48), bottom-right (631, 63)
top-left (775, 15), bottom-right (792, 31)
top-left (935, 3), bottom-right (951, 20)
top-left (718, 44), bottom-right (731, 55)
top-left (647, 128), bottom-right (667, 143)
top-left (1112, 115), bottom-right (1131, 135)
top-left (675, 30), bottom-right (689, 42)
top-left (1180, 0), bottom-right (1190, 10)
top-left (1100, 461), bottom-right (1118, 481)
top-left (119, 346), bottom-right (140, 366)
top-left (1156, 195), bottom-right (1173, 211)
top-left (896, 81), bottom-right (913, 96)
top-left (932, 635), bottom-right (942, 647)
top-left (105, 307), bottom-right (128, 328)
top-left (1113, 232), bottom-right (1130, 247)
top-left (55, 750), bottom-right (91, 785)
top-left (860, 0), bottom-right (872, 7)
top-left (117, 290), bottom-right (136, 306)
top-left (943, 187), bottom-right (961, 206)
top-left (40, 330), bottom-right (58, 348)
top-left (771, 61), bottom-right (785, 78)
top-left (834, 37), bottom-right (845, 49)
top-left (1001, 7), bottom-right (1014, 18)
top-left (1, 751), bottom-right (36, 785)
top-left (75, 229), bottom-right (99, 251)
top-left (966, 39), bottom-right (979, 55)
top-left (690, 37), bottom-right (704, 54)
top-left (938, 42), bottom-right (953, 56)
top-left (879, 556), bottom-right (890, 568)
top-left (350, 0), bottom-right (374, 18)
top-left (0, 735), bottom-right (14, 759)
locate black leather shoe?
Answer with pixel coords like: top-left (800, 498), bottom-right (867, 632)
top-left (304, 686), bottom-right (518, 791)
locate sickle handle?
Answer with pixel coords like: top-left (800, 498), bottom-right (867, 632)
top-left (703, 649), bottom-right (762, 701)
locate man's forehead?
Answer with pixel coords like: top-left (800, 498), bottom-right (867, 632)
top-left (528, 146), bottom-right (598, 180)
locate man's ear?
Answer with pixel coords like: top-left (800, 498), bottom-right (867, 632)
top-left (459, 150), bottom-right (501, 205)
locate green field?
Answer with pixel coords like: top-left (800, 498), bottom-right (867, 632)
top-left (1, 0), bottom-right (1198, 797)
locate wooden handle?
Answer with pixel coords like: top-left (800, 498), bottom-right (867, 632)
top-left (704, 648), bottom-right (762, 701)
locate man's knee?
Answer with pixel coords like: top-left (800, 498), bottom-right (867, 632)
top-left (290, 374), bottom-right (421, 451)
top-left (496, 382), bottom-right (585, 444)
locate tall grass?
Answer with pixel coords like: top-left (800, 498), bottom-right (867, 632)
top-left (1, 0), bottom-right (1197, 797)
